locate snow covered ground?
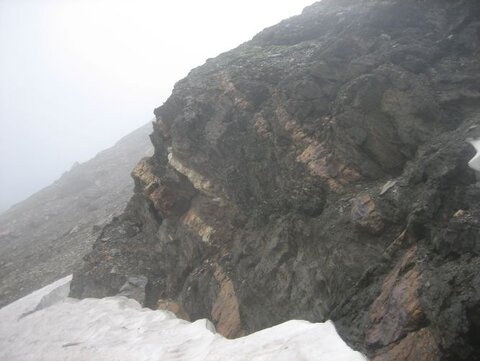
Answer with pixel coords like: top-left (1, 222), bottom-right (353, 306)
top-left (0, 276), bottom-right (366, 361)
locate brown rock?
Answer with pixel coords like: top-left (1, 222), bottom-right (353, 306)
top-left (132, 158), bottom-right (195, 219)
top-left (149, 180), bottom-right (194, 219)
top-left (351, 194), bottom-right (385, 235)
top-left (156, 299), bottom-right (190, 321)
top-left (131, 158), bottom-right (157, 189)
top-left (211, 264), bottom-right (244, 338)
top-left (367, 248), bottom-right (424, 348)
top-left (340, 165), bottom-right (362, 183)
top-left (372, 328), bottom-right (440, 361)
top-left (253, 115), bottom-right (271, 138)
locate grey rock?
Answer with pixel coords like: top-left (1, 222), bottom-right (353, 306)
top-left (0, 124), bottom-right (153, 308)
top-left (71, 0), bottom-right (480, 359)
top-left (118, 276), bottom-right (148, 304)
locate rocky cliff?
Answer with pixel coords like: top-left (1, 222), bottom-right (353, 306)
top-left (0, 124), bottom-right (153, 308)
top-left (71, 0), bottom-right (480, 359)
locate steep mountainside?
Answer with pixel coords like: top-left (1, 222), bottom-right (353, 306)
top-left (0, 124), bottom-right (153, 308)
top-left (71, 1), bottom-right (480, 359)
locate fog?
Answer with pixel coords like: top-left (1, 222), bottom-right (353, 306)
top-left (0, 0), bottom-right (315, 213)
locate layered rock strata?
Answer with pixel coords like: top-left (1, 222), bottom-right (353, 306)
top-left (71, 1), bottom-right (480, 359)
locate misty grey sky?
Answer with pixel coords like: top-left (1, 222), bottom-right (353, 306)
top-left (0, 0), bottom-right (315, 212)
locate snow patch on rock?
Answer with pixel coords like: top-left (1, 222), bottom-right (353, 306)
top-left (0, 277), bottom-right (366, 361)
top-left (468, 138), bottom-right (480, 172)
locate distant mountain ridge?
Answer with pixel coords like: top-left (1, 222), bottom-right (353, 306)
top-left (0, 123), bottom-right (153, 308)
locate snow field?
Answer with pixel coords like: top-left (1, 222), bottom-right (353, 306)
top-left (0, 276), bottom-right (366, 361)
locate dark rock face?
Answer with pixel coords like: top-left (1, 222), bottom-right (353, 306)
top-left (71, 0), bottom-right (480, 359)
top-left (0, 124), bottom-right (153, 308)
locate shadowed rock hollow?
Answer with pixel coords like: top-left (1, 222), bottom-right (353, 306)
top-left (71, 0), bottom-right (480, 359)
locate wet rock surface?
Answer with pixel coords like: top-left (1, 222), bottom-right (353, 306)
top-left (0, 124), bottom-right (153, 308)
top-left (71, 0), bottom-right (480, 359)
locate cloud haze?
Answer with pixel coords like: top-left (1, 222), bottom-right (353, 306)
top-left (0, 0), bottom-right (315, 212)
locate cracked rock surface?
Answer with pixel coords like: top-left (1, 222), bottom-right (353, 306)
top-left (71, 1), bottom-right (480, 359)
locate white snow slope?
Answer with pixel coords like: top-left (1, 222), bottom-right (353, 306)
top-left (468, 138), bottom-right (480, 172)
top-left (0, 276), bottom-right (366, 361)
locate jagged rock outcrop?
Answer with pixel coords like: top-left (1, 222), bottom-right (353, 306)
top-left (71, 1), bottom-right (480, 359)
top-left (0, 124), bottom-right (153, 308)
